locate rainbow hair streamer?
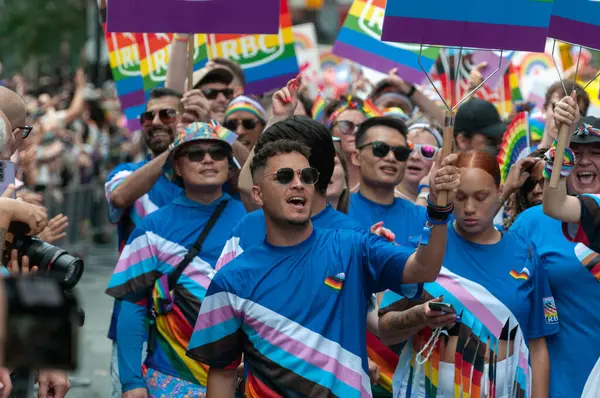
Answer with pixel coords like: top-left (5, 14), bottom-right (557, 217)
top-left (498, 112), bottom-right (530, 184)
top-left (224, 96), bottom-right (267, 124)
top-left (326, 96), bottom-right (383, 128)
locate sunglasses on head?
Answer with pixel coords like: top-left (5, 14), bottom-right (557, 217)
top-left (201, 88), bottom-right (234, 100)
top-left (358, 141), bottom-right (412, 161)
top-left (332, 120), bottom-right (360, 135)
top-left (223, 118), bottom-right (259, 131)
top-left (140, 108), bottom-right (177, 127)
top-left (16, 125), bottom-right (33, 139)
top-left (262, 167), bottom-right (320, 185)
top-left (412, 144), bottom-right (439, 160)
top-left (175, 145), bottom-right (231, 162)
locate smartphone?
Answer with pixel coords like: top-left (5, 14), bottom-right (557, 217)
top-left (0, 161), bottom-right (16, 199)
top-left (429, 302), bottom-right (456, 314)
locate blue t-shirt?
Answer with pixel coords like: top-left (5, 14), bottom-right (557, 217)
top-left (348, 192), bottom-right (426, 246)
top-left (380, 222), bottom-right (557, 395)
top-left (107, 194), bottom-right (247, 386)
top-left (216, 203), bottom-right (363, 270)
top-left (511, 205), bottom-right (600, 397)
top-left (187, 228), bottom-right (415, 397)
top-left (105, 159), bottom-right (183, 340)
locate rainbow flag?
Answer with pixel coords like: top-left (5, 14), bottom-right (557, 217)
top-left (549, 0), bottom-right (600, 51)
top-left (206, 0), bottom-right (298, 95)
top-left (332, 0), bottom-right (439, 85)
top-left (508, 64), bottom-right (523, 102)
top-left (366, 331), bottom-right (398, 395)
top-left (529, 111), bottom-right (545, 143)
top-left (100, 4), bottom-right (145, 132)
top-left (311, 92), bottom-right (326, 122)
top-left (136, 34), bottom-right (209, 99)
top-left (498, 112), bottom-right (530, 184)
top-left (382, 0), bottom-right (554, 52)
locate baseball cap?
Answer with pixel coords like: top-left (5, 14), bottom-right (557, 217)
top-left (454, 98), bottom-right (507, 139)
top-left (571, 116), bottom-right (600, 144)
top-left (164, 122), bottom-right (234, 186)
top-left (189, 67), bottom-right (234, 89)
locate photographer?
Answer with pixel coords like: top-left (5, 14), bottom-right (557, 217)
top-left (0, 87), bottom-right (71, 398)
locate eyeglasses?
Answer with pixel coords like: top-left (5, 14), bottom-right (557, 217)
top-left (262, 167), bottom-right (320, 185)
top-left (412, 144), bottom-right (439, 160)
top-left (332, 120), bottom-right (360, 135)
top-left (357, 141), bottom-right (412, 161)
top-left (16, 125), bottom-right (33, 139)
top-left (175, 146), bottom-right (231, 162)
top-left (223, 118), bottom-right (259, 131)
top-left (201, 88), bottom-right (234, 100)
top-left (139, 108), bottom-right (177, 127)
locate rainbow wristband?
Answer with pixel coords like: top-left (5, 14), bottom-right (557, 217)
top-left (542, 143), bottom-right (575, 179)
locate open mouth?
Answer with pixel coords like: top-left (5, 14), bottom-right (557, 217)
top-left (406, 165), bottom-right (423, 173)
top-left (577, 171), bottom-right (597, 185)
top-left (287, 196), bottom-right (307, 209)
top-left (200, 169), bottom-right (218, 175)
top-left (380, 165), bottom-right (398, 175)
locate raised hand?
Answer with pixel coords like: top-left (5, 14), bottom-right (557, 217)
top-left (272, 76), bottom-right (302, 117)
top-left (39, 214), bottom-right (69, 244)
top-left (180, 89), bottom-right (211, 125)
top-left (554, 91), bottom-right (580, 134)
top-left (429, 153), bottom-right (460, 206)
top-left (468, 62), bottom-right (487, 90)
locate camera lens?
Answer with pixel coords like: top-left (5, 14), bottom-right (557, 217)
top-left (18, 239), bottom-right (84, 290)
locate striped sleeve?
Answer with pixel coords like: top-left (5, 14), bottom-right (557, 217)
top-left (563, 194), bottom-right (600, 253)
top-left (186, 273), bottom-right (244, 369)
top-left (106, 226), bottom-right (161, 301)
top-left (105, 165), bottom-right (133, 224)
top-left (215, 236), bottom-right (244, 271)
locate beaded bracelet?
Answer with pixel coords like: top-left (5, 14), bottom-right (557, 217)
top-left (542, 142), bottom-right (576, 179)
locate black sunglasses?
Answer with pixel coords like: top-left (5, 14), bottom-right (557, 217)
top-left (223, 119), bottom-right (259, 131)
top-left (140, 108), bottom-right (177, 127)
top-left (16, 125), bottom-right (33, 139)
top-left (332, 120), bottom-right (360, 135)
top-left (262, 167), bottom-right (320, 185)
top-left (202, 88), bottom-right (234, 100)
top-left (176, 145), bottom-right (231, 162)
top-left (358, 141), bottom-right (412, 161)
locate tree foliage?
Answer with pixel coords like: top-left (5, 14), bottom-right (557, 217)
top-left (0, 0), bottom-right (87, 72)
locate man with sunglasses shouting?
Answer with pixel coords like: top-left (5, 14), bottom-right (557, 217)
top-left (188, 137), bottom-right (461, 397)
top-left (349, 116), bottom-right (427, 246)
top-left (104, 86), bottom-right (207, 397)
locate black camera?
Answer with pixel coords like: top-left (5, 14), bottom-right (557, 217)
top-left (3, 276), bottom-right (79, 370)
top-left (3, 222), bottom-right (84, 290)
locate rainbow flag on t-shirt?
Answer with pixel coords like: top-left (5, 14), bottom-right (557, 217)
top-left (332, 0), bottom-right (438, 85)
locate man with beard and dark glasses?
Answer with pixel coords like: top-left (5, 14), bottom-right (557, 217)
top-left (104, 86), bottom-right (205, 398)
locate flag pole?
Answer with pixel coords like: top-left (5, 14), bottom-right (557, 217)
top-left (187, 36), bottom-right (194, 92)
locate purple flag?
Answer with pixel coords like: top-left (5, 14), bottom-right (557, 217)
top-left (107, 0), bottom-right (281, 34)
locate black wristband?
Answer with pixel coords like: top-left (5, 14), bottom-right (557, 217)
top-left (406, 85), bottom-right (417, 98)
top-left (426, 196), bottom-right (453, 222)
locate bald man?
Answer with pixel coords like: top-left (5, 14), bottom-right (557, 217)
top-left (0, 86), bottom-right (27, 159)
top-left (0, 110), bottom-right (11, 151)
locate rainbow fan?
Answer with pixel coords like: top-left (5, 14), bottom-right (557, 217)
top-left (498, 112), bottom-right (530, 183)
top-left (529, 111), bottom-right (545, 143)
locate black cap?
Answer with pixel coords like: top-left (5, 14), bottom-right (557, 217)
top-left (454, 98), bottom-right (507, 139)
top-left (571, 116), bottom-right (600, 144)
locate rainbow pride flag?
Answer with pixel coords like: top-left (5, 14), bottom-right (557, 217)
top-left (332, 0), bottom-right (438, 85)
top-left (100, 3), bottom-right (145, 132)
top-left (498, 112), bottom-right (530, 183)
top-left (206, 0), bottom-right (298, 95)
top-left (549, 0), bottom-right (600, 51)
top-left (136, 34), bottom-right (209, 99)
top-left (382, 0), bottom-right (554, 52)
